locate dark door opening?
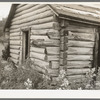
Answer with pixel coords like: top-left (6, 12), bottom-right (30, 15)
top-left (22, 30), bottom-right (30, 62)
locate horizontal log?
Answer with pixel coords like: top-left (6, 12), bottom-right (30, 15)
top-left (30, 52), bottom-right (46, 60)
top-left (30, 46), bottom-right (46, 54)
top-left (10, 57), bottom-right (19, 64)
top-left (68, 40), bottom-right (94, 48)
top-left (67, 64), bottom-right (91, 69)
top-left (12, 10), bottom-right (54, 27)
top-left (67, 61), bottom-right (92, 67)
top-left (66, 25), bottom-right (95, 33)
top-left (46, 47), bottom-right (60, 54)
top-left (67, 68), bottom-right (90, 75)
top-left (10, 36), bottom-right (21, 40)
top-left (10, 53), bottom-right (19, 60)
top-left (46, 55), bottom-right (59, 61)
top-left (10, 45), bottom-right (20, 49)
top-left (67, 75), bottom-right (86, 82)
top-left (10, 28), bottom-right (20, 33)
top-left (31, 36), bottom-right (60, 46)
top-left (31, 58), bottom-right (49, 69)
top-left (10, 49), bottom-right (20, 54)
top-left (31, 29), bottom-right (59, 35)
top-left (14, 4), bottom-right (46, 20)
top-left (67, 47), bottom-right (93, 55)
top-left (12, 11), bottom-right (54, 26)
top-left (10, 40), bottom-right (21, 45)
top-left (68, 31), bottom-right (95, 41)
top-left (10, 32), bottom-right (21, 36)
top-left (47, 68), bottom-right (59, 77)
top-left (31, 64), bottom-right (46, 74)
top-left (67, 55), bottom-right (93, 61)
top-left (15, 4), bottom-right (38, 14)
top-left (51, 61), bottom-right (59, 69)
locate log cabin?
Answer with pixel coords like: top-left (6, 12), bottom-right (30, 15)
top-left (4, 4), bottom-right (100, 81)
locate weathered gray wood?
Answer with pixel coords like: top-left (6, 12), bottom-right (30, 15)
top-left (67, 61), bottom-right (92, 66)
top-left (14, 4), bottom-right (46, 20)
top-left (60, 51), bottom-right (67, 58)
top-left (67, 74), bottom-right (86, 82)
top-left (31, 64), bottom-right (46, 74)
top-left (10, 28), bottom-right (20, 33)
top-left (60, 43), bottom-right (68, 51)
top-left (31, 29), bottom-right (59, 35)
top-left (30, 52), bottom-right (46, 60)
top-left (10, 45), bottom-right (20, 49)
top-left (10, 36), bottom-right (21, 40)
top-left (68, 40), bottom-right (94, 48)
top-left (46, 47), bottom-right (60, 54)
top-left (68, 31), bottom-right (95, 41)
top-left (10, 57), bottom-right (19, 64)
top-left (46, 55), bottom-right (59, 61)
top-left (12, 14), bottom-right (54, 26)
top-left (10, 40), bottom-right (21, 45)
top-left (67, 55), bottom-right (93, 61)
top-left (67, 64), bottom-right (91, 69)
top-left (67, 68), bottom-right (90, 75)
top-left (31, 58), bottom-right (49, 68)
top-left (66, 24), bottom-right (95, 33)
top-left (60, 58), bottom-right (67, 65)
top-left (12, 10), bottom-right (54, 26)
top-left (10, 49), bottom-right (20, 54)
top-left (10, 53), bottom-right (19, 60)
top-left (60, 36), bottom-right (68, 43)
top-left (30, 46), bottom-right (45, 54)
top-left (15, 4), bottom-right (38, 14)
top-left (47, 68), bottom-right (59, 76)
top-left (10, 32), bottom-right (21, 36)
top-left (51, 61), bottom-right (59, 68)
top-left (67, 47), bottom-right (93, 55)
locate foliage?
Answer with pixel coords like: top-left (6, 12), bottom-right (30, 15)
top-left (2, 44), bottom-right (9, 60)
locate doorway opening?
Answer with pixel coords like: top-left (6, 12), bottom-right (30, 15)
top-left (22, 30), bottom-right (30, 62)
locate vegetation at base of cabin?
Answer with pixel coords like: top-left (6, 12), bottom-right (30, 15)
top-left (0, 57), bottom-right (100, 89)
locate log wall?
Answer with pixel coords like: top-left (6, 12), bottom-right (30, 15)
top-left (9, 4), bottom-right (60, 77)
top-left (60, 19), bottom-right (98, 81)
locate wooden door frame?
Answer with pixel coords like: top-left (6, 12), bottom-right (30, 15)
top-left (21, 27), bottom-right (31, 63)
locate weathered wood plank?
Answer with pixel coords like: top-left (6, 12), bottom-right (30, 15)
top-left (51, 61), bottom-right (59, 68)
top-left (67, 68), bottom-right (90, 75)
top-left (46, 55), bottom-right (59, 61)
top-left (10, 49), bottom-right (20, 54)
top-left (47, 68), bottom-right (59, 76)
top-left (31, 64), bottom-right (46, 74)
top-left (30, 46), bottom-right (45, 54)
top-left (31, 29), bottom-right (59, 35)
top-left (67, 47), bottom-right (93, 55)
top-left (67, 74), bottom-right (86, 82)
top-left (10, 32), bottom-right (21, 36)
top-left (10, 45), bottom-right (20, 49)
top-left (68, 31), bottom-right (95, 41)
top-left (10, 36), bottom-right (21, 40)
top-left (66, 25), bottom-right (95, 33)
top-left (31, 58), bottom-right (49, 69)
top-left (14, 4), bottom-right (46, 20)
top-left (12, 10), bottom-right (54, 26)
top-left (68, 40), bottom-right (94, 48)
top-left (67, 55), bottom-right (93, 61)
top-left (10, 53), bottom-right (19, 60)
top-left (67, 61), bottom-right (92, 66)
top-left (10, 40), bottom-right (21, 45)
top-left (60, 51), bottom-right (67, 58)
top-left (46, 47), bottom-right (60, 54)
top-left (30, 52), bottom-right (46, 60)
top-left (10, 57), bottom-right (19, 64)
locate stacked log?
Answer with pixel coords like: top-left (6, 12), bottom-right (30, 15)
top-left (9, 4), bottom-right (60, 77)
